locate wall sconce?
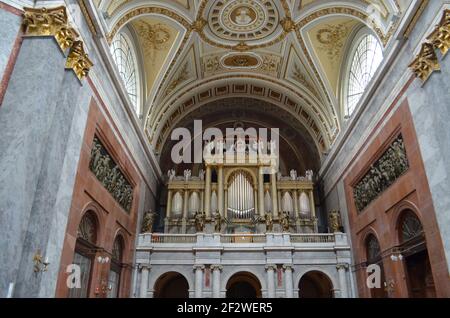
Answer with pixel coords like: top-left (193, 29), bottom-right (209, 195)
top-left (97, 256), bottom-right (110, 264)
top-left (384, 279), bottom-right (395, 293)
top-left (390, 253), bottom-right (404, 262)
top-left (33, 250), bottom-right (50, 273)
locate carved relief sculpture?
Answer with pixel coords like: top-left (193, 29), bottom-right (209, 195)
top-left (353, 135), bottom-right (409, 212)
top-left (409, 43), bottom-right (440, 82)
top-left (90, 137), bottom-right (134, 212)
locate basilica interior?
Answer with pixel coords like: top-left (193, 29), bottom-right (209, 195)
top-left (0, 0), bottom-right (449, 299)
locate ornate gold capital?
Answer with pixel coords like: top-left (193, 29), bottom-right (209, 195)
top-left (409, 43), bottom-right (440, 83)
top-left (23, 6), bottom-right (78, 52)
top-left (427, 9), bottom-right (450, 57)
top-left (65, 41), bottom-right (94, 81)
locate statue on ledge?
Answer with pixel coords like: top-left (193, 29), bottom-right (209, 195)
top-left (328, 210), bottom-right (342, 233)
top-left (195, 211), bottom-right (205, 232)
top-left (214, 212), bottom-right (222, 233)
top-left (281, 211), bottom-right (290, 232)
top-left (265, 213), bottom-right (273, 232)
top-left (141, 211), bottom-right (155, 233)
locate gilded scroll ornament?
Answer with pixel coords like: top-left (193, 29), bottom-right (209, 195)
top-left (65, 41), bottom-right (94, 81)
top-left (353, 136), bottom-right (409, 212)
top-left (427, 9), bottom-right (450, 57)
top-left (90, 137), bottom-right (134, 212)
top-left (409, 43), bottom-right (440, 83)
top-left (22, 6), bottom-right (78, 52)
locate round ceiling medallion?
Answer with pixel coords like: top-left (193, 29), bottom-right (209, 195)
top-left (208, 0), bottom-right (279, 42)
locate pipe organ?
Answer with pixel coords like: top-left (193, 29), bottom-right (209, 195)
top-left (164, 163), bottom-right (317, 234)
top-left (227, 170), bottom-right (255, 220)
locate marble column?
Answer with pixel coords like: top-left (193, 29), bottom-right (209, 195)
top-left (204, 166), bottom-right (212, 218)
top-left (0, 36), bottom-right (91, 297)
top-left (270, 174), bottom-right (278, 218)
top-left (194, 264), bottom-right (205, 298)
top-left (139, 265), bottom-right (151, 298)
top-left (211, 265), bottom-right (223, 298)
top-left (217, 165), bottom-right (224, 217)
top-left (258, 167), bottom-right (265, 217)
top-left (183, 190), bottom-right (189, 219)
top-left (265, 264), bottom-right (276, 298)
top-left (283, 265), bottom-right (294, 298)
top-left (293, 190), bottom-right (299, 218)
top-left (224, 188), bottom-right (228, 216)
top-left (337, 264), bottom-right (349, 298)
top-left (166, 190), bottom-right (173, 219)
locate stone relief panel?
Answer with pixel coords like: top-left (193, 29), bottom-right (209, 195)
top-left (353, 135), bottom-right (409, 212)
top-left (90, 137), bottom-right (134, 212)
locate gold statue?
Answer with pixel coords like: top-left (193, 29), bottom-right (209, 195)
top-left (328, 210), bottom-right (342, 233)
top-left (141, 211), bottom-right (155, 233)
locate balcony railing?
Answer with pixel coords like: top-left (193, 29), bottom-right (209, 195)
top-left (220, 234), bottom-right (267, 244)
top-left (138, 233), bottom-right (346, 247)
top-left (150, 234), bottom-right (197, 244)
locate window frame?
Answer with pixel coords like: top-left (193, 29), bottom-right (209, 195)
top-left (110, 29), bottom-right (143, 117)
top-left (341, 27), bottom-right (384, 120)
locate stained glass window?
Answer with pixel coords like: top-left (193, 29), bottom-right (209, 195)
top-left (110, 33), bottom-right (139, 114)
top-left (346, 34), bottom-right (383, 117)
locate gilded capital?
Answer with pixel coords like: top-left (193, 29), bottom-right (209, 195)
top-left (65, 41), bottom-right (94, 81)
top-left (427, 9), bottom-right (450, 57)
top-left (409, 43), bottom-right (440, 83)
top-left (23, 6), bottom-right (78, 52)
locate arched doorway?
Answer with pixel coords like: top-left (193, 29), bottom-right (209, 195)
top-left (68, 211), bottom-right (99, 298)
top-left (298, 271), bottom-right (333, 298)
top-left (398, 210), bottom-right (436, 298)
top-left (365, 234), bottom-right (388, 298)
top-left (226, 272), bottom-right (262, 298)
top-left (154, 272), bottom-right (189, 298)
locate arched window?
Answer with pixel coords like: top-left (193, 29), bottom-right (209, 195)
top-left (110, 32), bottom-right (140, 114)
top-left (345, 32), bottom-right (383, 117)
top-left (108, 236), bottom-right (124, 298)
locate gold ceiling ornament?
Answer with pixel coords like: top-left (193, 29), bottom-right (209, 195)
top-left (22, 6), bottom-right (79, 52)
top-left (222, 54), bottom-right (260, 68)
top-left (136, 22), bottom-right (171, 53)
top-left (107, 7), bottom-right (190, 44)
top-left (191, 18), bottom-right (207, 32)
top-left (281, 17), bottom-right (296, 33)
top-left (316, 23), bottom-right (352, 62)
top-left (409, 43), bottom-right (440, 83)
top-left (65, 41), bottom-right (94, 81)
top-left (426, 9), bottom-right (450, 57)
top-left (233, 41), bottom-right (252, 52)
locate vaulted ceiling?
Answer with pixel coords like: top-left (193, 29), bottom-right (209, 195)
top-left (94, 0), bottom-right (413, 162)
